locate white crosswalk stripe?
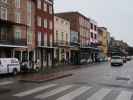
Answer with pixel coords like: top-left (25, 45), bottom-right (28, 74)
top-left (56, 86), bottom-right (92, 100)
top-left (87, 88), bottom-right (112, 100)
top-left (12, 83), bottom-right (133, 100)
top-left (0, 81), bottom-right (13, 86)
top-left (13, 84), bottom-right (57, 97)
top-left (116, 91), bottom-right (132, 100)
top-left (35, 85), bottom-right (74, 99)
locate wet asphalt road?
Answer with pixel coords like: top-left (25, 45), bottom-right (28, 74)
top-left (0, 60), bottom-right (133, 100)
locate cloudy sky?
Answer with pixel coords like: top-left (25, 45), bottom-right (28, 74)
top-left (54, 0), bottom-right (133, 46)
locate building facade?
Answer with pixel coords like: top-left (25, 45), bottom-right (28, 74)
top-left (35, 0), bottom-right (54, 68)
top-left (0, 0), bottom-right (28, 61)
top-left (98, 27), bottom-right (110, 58)
top-left (55, 12), bottom-right (81, 64)
top-left (89, 19), bottom-right (99, 62)
top-left (54, 15), bottom-right (70, 65)
top-left (55, 12), bottom-right (99, 64)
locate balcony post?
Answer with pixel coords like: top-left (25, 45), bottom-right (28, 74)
top-left (12, 49), bottom-right (15, 58)
top-left (20, 50), bottom-right (23, 62)
top-left (27, 49), bottom-right (30, 68)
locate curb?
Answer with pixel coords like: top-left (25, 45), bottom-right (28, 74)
top-left (18, 73), bottom-right (73, 83)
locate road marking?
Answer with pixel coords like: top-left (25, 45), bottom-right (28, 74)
top-left (14, 84), bottom-right (57, 97)
top-left (56, 86), bottom-right (92, 100)
top-left (0, 81), bottom-right (13, 86)
top-left (87, 88), bottom-right (112, 100)
top-left (116, 91), bottom-right (132, 100)
top-left (35, 85), bottom-right (74, 99)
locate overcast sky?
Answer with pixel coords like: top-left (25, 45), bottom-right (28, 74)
top-left (54, 0), bottom-right (133, 46)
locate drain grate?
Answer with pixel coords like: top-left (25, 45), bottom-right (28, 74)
top-left (116, 77), bottom-right (130, 81)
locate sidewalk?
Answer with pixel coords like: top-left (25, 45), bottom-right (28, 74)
top-left (17, 62), bottom-right (103, 83)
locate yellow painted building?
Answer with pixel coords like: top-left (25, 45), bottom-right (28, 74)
top-left (98, 27), bottom-right (110, 57)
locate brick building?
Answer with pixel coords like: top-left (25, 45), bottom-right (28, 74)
top-left (0, 0), bottom-right (28, 60)
top-left (34, 0), bottom-right (54, 68)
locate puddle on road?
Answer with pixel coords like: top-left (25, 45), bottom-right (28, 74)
top-left (116, 77), bottom-right (130, 81)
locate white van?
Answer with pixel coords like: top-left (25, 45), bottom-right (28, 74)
top-left (0, 58), bottom-right (20, 75)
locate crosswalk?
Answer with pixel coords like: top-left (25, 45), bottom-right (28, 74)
top-left (13, 83), bottom-right (133, 100)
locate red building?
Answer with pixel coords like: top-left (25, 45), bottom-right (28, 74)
top-left (34, 0), bottom-right (54, 68)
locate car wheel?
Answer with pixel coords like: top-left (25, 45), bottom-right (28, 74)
top-left (111, 64), bottom-right (114, 66)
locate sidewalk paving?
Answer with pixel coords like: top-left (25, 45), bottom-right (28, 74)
top-left (17, 62), bottom-right (103, 83)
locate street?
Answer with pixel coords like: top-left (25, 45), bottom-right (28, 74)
top-left (1, 61), bottom-right (133, 100)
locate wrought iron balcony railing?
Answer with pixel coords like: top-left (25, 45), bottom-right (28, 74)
top-left (54, 40), bottom-right (70, 47)
top-left (0, 39), bottom-right (27, 46)
top-left (37, 41), bottom-right (48, 47)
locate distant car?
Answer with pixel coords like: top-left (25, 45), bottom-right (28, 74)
top-left (111, 56), bottom-right (123, 66)
top-left (0, 58), bottom-right (20, 75)
top-left (126, 56), bottom-right (131, 61)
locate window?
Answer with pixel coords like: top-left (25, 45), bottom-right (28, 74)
top-left (48, 5), bottom-right (52, 14)
top-left (44, 33), bottom-right (47, 43)
top-left (94, 25), bottom-right (97, 31)
top-left (27, 31), bottom-right (32, 44)
top-left (0, 7), bottom-right (7, 20)
top-left (27, 14), bottom-right (31, 26)
top-left (49, 34), bottom-right (52, 43)
top-left (16, 12), bottom-right (21, 23)
top-left (0, 27), bottom-right (7, 40)
top-left (27, 1), bottom-right (32, 12)
top-left (91, 32), bottom-right (93, 38)
top-left (37, 0), bottom-right (41, 9)
top-left (15, 31), bottom-right (21, 40)
top-left (49, 21), bottom-right (53, 29)
top-left (44, 19), bottom-right (47, 28)
top-left (37, 16), bottom-right (41, 27)
top-left (91, 23), bottom-right (93, 29)
top-left (43, 2), bottom-right (47, 12)
top-left (61, 32), bottom-right (64, 41)
top-left (66, 33), bottom-right (68, 42)
top-left (94, 34), bottom-right (97, 39)
top-left (56, 31), bottom-right (58, 41)
top-left (15, 0), bottom-right (20, 8)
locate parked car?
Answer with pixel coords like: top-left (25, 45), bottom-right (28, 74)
top-left (0, 58), bottom-right (20, 75)
top-left (20, 60), bottom-right (33, 72)
top-left (87, 59), bottom-right (92, 64)
top-left (80, 59), bottom-right (87, 64)
top-left (110, 56), bottom-right (124, 66)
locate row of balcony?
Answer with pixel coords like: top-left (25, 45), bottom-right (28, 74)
top-left (37, 40), bottom-right (79, 47)
top-left (0, 39), bottom-right (27, 47)
top-left (0, 39), bottom-right (100, 49)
